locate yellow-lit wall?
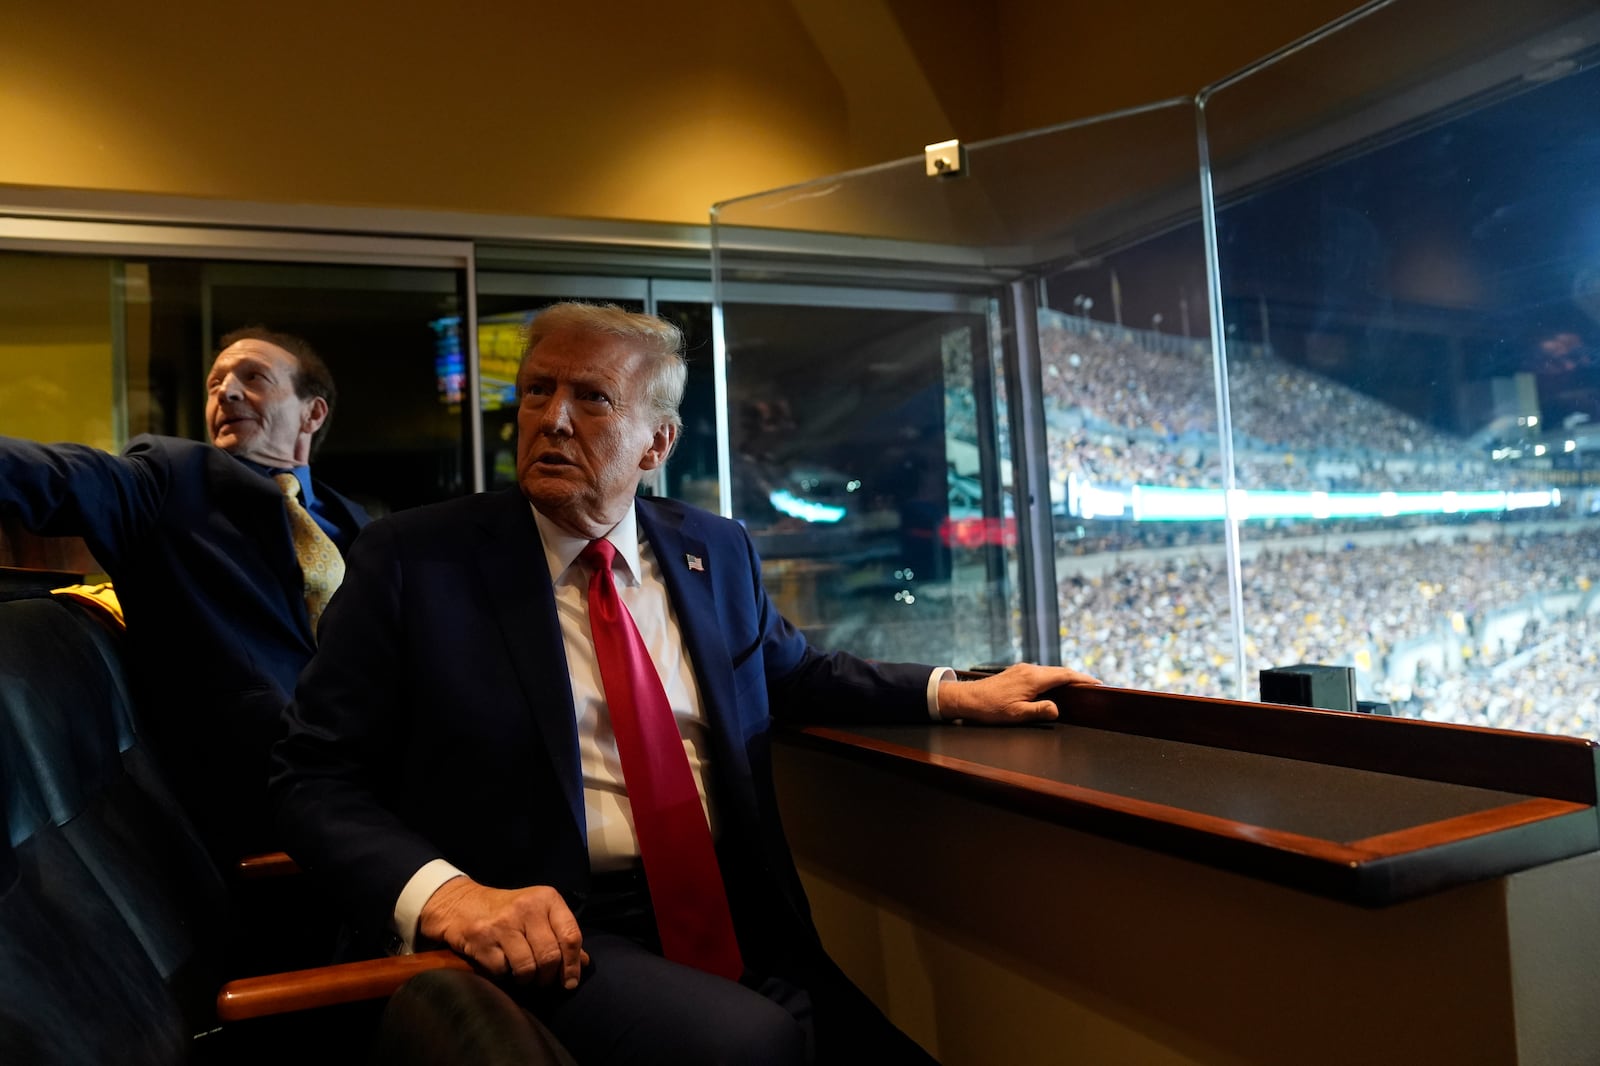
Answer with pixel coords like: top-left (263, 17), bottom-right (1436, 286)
top-left (0, 0), bottom-right (1358, 225)
top-left (0, 253), bottom-right (115, 449)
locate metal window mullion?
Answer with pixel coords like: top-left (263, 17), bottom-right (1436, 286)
top-left (464, 252), bottom-right (485, 494)
top-left (1000, 279), bottom-right (1061, 665)
top-left (0, 217), bottom-right (472, 269)
top-left (108, 261), bottom-right (128, 450)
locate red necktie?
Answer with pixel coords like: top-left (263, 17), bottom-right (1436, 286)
top-left (581, 539), bottom-right (744, 981)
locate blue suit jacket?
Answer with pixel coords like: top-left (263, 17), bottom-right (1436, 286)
top-left (270, 488), bottom-right (933, 958)
top-left (0, 433), bottom-right (370, 856)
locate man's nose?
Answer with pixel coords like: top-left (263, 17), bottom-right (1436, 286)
top-left (219, 371), bottom-right (245, 400)
top-left (539, 396), bottom-right (573, 435)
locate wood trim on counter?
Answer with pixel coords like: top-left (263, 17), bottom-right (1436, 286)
top-left (1055, 684), bottom-right (1600, 804)
top-left (784, 689), bottom-right (1600, 906)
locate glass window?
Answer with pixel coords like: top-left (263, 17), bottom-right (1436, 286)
top-left (711, 101), bottom-right (1204, 672)
top-left (1038, 223), bottom-right (1235, 695)
top-left (717, 296), bottom-right (1016, 667)
top-left (198, 262), bottom-right (465, 513)
top-left (0, 249), bottom-right (466, 520)
top-left (653, 297), bottom-right (721, 513)
top-left (0, 251), bottom-right (119, 451)
top-left (712, 0), bottom-right (1600, 742)
top-left (1205, 1), bottom-right (1600, 737)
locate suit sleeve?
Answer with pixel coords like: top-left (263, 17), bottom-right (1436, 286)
top-left (269, 516), bottom-right (448, 938)
top-left (0, 435), bottom-right (168, 570)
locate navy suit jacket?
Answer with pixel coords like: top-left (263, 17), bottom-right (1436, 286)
top-left (270, 488), bottom-right (934, 961)
top-left (0, 433), bottom-right (370, 857)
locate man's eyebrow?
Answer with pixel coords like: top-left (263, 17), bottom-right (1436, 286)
top-left (208, 356), bottom-right (273, 381)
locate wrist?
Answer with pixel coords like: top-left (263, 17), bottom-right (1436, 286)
top-left (937, 679), bottom-right (970, 720)
top-left (418, 874), bottom-right (470, 937)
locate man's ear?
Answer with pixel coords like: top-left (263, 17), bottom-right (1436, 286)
top-left (301, 395), bottom-right (330, 435)
top-left (640, 422), bottom-right (678, 470)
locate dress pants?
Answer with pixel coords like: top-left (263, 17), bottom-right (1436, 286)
top-left (511, 870), bottom-right (940, 1065)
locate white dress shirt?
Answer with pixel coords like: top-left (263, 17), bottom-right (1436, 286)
top-left (393, 501), bottom-right (950, 951)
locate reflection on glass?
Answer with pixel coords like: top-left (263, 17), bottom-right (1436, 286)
top-left (654, 301), bottom-right (721, 514)
top-left (720, 301), bottom-right (1014, 668)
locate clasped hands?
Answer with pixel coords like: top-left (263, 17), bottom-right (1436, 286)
top-left (419, 876), bottom-right (589, 989)
top-left (936, 662), bottom-right (1100, 724)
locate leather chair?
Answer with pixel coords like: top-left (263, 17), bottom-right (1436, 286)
top-left (0, 589), bottom-right (574, 1064)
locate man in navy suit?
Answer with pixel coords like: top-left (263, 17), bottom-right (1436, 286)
top-left (270, 304), bottom-right (1093, 1063)
top-left (0, 328), bottom-right (369, 862)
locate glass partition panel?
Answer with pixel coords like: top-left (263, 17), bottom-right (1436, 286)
top-left (712, 100), bottom-right (1217, 672)
top-left (1204, 0), bottom-right (1600, 736)
top-left (718, 291), bottom-right (1006, 665)
top-left (1033, 167), bottom-right (1226, 697)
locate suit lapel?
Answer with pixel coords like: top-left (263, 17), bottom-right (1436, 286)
top-left (310, 478), bottom-right (372, 535)
top-left (637, 501), bottom-right (760, 822)
top-left (472, 491), bottom-right (586, 843)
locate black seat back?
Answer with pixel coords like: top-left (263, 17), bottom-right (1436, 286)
top-left (0, 595), bottom-right (229, 1065)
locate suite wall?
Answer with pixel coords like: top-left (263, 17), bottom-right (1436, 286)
top-left (1, 0), bottom-right (1356, 225)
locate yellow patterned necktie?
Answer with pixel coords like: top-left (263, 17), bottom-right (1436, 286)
top-left (273, 473), bottom-right (345, 637)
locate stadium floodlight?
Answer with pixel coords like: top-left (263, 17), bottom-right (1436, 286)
top-left (768, 489), bottom-right (845, 524)
top-left (1079, 483), bottom-right (1554, 522)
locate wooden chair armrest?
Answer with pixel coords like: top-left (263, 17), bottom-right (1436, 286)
top-left (216, 950), bottom-right (473, 1023)
top-left (234, 851), bottom-right (302, 879)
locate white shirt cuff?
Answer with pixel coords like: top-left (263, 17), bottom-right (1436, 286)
top-left (393, 858), bottom-right (467, 955)
top-left (927, 667), bottom-right (956, 721)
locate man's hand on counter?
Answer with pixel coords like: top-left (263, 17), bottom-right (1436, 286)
top-left (937, 663), bottom-right (1101, 725)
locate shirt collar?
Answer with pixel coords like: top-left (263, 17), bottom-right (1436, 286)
top-left (531, 503), bottom-right (642, 588)
top-left (290, 466), bottom-right (318, 507)
top-left (238, 456), bottom-right (317, 506)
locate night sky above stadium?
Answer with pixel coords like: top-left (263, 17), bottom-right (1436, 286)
top-left (1069, 58), bottom-right (1600, 438)
top-left (1214, 58), bottom-right (1600, 435)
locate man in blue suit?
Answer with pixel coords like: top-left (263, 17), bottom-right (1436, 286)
top-left (271, 304), bottom-right (1093, 1063)
top-left (0, 328), bottom-right (369, 862)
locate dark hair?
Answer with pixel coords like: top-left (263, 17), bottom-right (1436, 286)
top-left (216, 326), bottom-right (338, 456)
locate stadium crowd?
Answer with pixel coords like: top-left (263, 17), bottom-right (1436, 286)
top-left (1033, 310), bottom-right (1549, 493)
top-left (818, 309), bottom-right (1598, 743)
top-left (1053, 527), bottom-right (1600, 739)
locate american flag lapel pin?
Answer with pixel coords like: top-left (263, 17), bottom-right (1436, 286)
top-left (686, 553), bottom-right (705, 572)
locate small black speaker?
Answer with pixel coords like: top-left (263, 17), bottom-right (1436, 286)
top-left (1260, 663), bottom-right (1356, 712)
